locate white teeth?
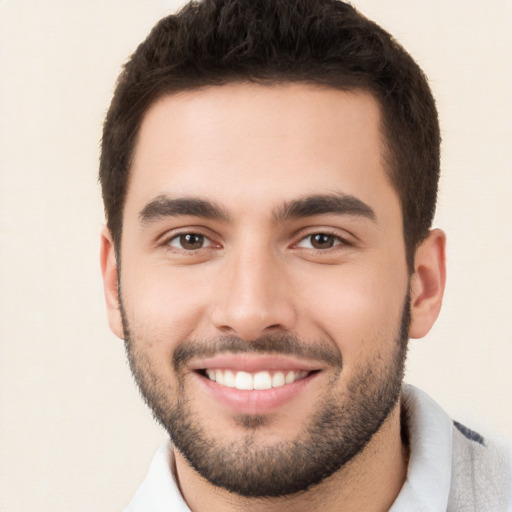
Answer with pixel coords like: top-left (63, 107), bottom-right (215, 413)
top-left (204, 369), bottom-right (309, 389)
top-left (285, 371), bottom-right (296, 384)
top-left (272, 371), bottom-right (285, 387)
top-left (253, 371), bottom-right (272, 390)
top-left (224, 370), bottom-right (236, 388)
top-left (215, 369), bottom-right (225, 386)
top-left (235, 371), bottom-right (253, 390)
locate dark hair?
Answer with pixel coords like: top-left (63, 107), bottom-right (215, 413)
top-left (100, 0), bottom-right (440, 268)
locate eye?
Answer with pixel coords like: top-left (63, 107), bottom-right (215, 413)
top-left (168, 233), bottom-right (213, 251)
top-left (296, 233), bottom-right (345, 250)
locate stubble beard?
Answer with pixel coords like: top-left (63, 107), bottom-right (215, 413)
top-left (121, 297), bottom-right (410, 498)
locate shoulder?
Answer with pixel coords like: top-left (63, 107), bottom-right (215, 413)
top-left (391, 385), bottom-right (511, 512)
top-left (448, 420), bottom-right (512, 511)
top-left (123, 442), bottom-right (191, 512)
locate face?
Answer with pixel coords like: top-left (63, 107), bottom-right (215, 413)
top-left (110, 84), bottom-right (413, 496)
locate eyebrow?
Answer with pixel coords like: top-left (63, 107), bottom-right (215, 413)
top-left (273, 193), bottom-right (376, 223)
top-left (139, 195), bottom-right (230, 224)
top-left (138, 192), bottom-right (376, 226)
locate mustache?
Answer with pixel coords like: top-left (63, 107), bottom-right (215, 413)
top-left (172, 334), bottom-right (343, 371)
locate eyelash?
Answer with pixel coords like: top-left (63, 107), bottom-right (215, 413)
top-left (162, 229), bottom-right (352, 253)
top-left (164, 231), bottom-right (216, 252)
top-left (293, 231), bottom-right (352, 251)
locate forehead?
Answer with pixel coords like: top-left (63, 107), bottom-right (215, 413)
top-left (127, 83), bottom-right (399, 224)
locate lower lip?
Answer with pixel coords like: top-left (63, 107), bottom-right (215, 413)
top-left (194, 372), bottom-right (319, 415)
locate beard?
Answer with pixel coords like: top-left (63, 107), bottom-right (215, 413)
top-left (122, 296), bottom-right (410, 498)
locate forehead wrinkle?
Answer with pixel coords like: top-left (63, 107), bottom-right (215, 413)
top-left (272, 193), bottom-right (377, 224)
top-left (138, 195), bottom-right (231, 225)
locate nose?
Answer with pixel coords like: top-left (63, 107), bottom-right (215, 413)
top-left (210, 248), bottom-right (296, 341)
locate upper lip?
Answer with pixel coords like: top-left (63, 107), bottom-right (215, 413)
top-left (188, 354), bottom-right (324, 373)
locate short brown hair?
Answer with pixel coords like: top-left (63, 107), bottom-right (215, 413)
top-left (100, 0), bottom-right (440, 268)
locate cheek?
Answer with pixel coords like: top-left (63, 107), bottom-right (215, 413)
top-left (121, 261), bottom-right (210, 350)
top-left (297, 261), bottom-right (408, 360)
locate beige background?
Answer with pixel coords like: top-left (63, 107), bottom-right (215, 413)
top-left (1, 1), bottom-right (511, 511)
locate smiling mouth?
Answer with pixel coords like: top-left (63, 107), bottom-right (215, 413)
top-left (199, 369), bottom-right (315, 390)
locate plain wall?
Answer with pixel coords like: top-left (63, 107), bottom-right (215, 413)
top-left (0, 1), bottom-right (511, 510)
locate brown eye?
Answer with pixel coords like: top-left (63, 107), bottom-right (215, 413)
top-left (169, 233), bottom-right (210, 250)
top-left (310, 233), bottom-right (335, 249)
top-left (296, 232), bottom-right (344, 250)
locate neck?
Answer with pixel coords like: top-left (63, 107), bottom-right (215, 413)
top-left (173, 400), bottom-right (408, 512)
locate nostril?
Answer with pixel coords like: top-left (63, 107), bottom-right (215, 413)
top-left (211, 293), bottom-right (296, 341)
top-left (218, 324), bottom-right (236, 334)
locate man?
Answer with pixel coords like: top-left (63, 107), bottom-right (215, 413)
top-left (99, 0), bottom-right (511, 510)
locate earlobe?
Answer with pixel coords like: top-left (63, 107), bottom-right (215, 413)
top-left (100, 227), bottom-right (124, 339)
top-left (409, 229), bottom-right (446, 339)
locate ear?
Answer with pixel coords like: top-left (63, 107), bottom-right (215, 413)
top-left (100, 227), bottom-right (124, 339)
top-left (409, 229), bottom-right (446, 339)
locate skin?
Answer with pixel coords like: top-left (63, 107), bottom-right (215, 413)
top-left (101, 83), bottom-right (446, 511)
